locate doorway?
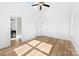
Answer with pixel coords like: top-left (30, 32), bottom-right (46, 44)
top-left (10, 16), bottom-right (22, 44)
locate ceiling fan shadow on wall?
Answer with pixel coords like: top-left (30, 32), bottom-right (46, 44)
top-left (32, 2), bottom-right (50, 10)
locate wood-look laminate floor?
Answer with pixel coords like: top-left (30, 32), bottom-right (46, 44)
top-left (0, 36), bottom-right (78, 56)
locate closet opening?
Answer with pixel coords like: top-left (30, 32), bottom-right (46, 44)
top-left (10, 16), bottom-right (22, 44)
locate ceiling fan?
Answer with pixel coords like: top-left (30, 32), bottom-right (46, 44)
top-left (32, 2), bottom-right (50, 10)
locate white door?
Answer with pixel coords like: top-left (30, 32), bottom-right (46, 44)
top-left (16, 17), bottom-right (22, 41)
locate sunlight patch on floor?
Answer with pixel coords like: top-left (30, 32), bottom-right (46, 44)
top-left (14, 44), bottom-right (32, 56)
top-left (14, 40), bottom-right (53, 56)
top-left (36, 42), bottom-right (53, 54)
top-left (26, 49), bottom-right (46, 56)
top-left (28, 40), bottom-right (41, 46)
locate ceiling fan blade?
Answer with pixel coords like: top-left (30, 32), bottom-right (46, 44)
top-left (32, 4), bottom-right (39, 6)
top-left (43, 4), bottom-right (50, 7)
top-left (40, 6), bottom-right (42, 10)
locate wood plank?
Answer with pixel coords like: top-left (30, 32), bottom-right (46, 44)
top-left (50, 40), bottom-right (63, 56)
top-left (0, 36), bottom-right (77, 56)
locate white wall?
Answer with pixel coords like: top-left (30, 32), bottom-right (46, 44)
top-left (71, 3), bottom-right (79, 54)
top-left (6, 2), bottom-right (39, 41)
top-left (0, 15), bottom-right (10, 48)
top-left (42, 2), bottom-right (74, 40)
top-left (0, 3), bottom-right (11, 48)
top-left (0, 2), bottom-right (39, 48)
